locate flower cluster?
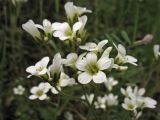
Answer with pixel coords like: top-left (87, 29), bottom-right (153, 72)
top-left (22, 2), bottom-right (90, 44)
top-left (81, 93), bottom-right (118, 110)
top-left (121, 86), bottom-right (157, 119)
top-left (22, 1), bottom-right (157, 119)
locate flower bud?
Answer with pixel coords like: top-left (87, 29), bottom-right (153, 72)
top-left (142, 34), bottom-right (153, 45)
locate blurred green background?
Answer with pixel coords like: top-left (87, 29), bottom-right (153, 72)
top-left (0, 0), bottom-right (160, 120)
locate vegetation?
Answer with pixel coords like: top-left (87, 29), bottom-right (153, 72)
top-left (0, 0), bottom-right (160, 120)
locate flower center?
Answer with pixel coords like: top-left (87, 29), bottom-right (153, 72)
top-left (65, 30), bottom-right (72, 37)
top-left (128, 104), bottom-right (134, 110)
top-left (36, 67), bottom-right (44, 72)
top-left (87, 62), bottom-right (99, 75)
top-left (36, 90), bottom-right (44, 96)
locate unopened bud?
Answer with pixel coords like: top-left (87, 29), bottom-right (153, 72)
top-left (142, 34), bottom-right (153, 45)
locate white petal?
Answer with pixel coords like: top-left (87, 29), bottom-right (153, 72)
top-left (86, 52), bottom-right (97, 63)
top-left (126, 55), bottom-right (137, 66)
top-left (22, 20), bottom-right (41, 39)
top-left (52, 22), bottom-right (62, 30)
top-left (79, 42), bottom-right (97, 51)
top-left (98, 57), bottom-right (112, 70)
top-left (101, 47), bottom-right (112, 58)
top-left (73, 22), bottom-right (83, 32)
top-left (64, 2), bottom-right (75, 19)
top-left (93, 71), bottom-right (106, 83)
top-left (35, 24), bottom-right (44, 30)
top-left (35, 56), bottom-right (49, 68)
top-left (118, 44), bottom-right (126, 56)
top-left (38, 68), bottom-right (48, 75)
top-left (76, 59), bottom-right (87, 71)
top-left (76, 6), bottom-right (92, 15)
top-left (78, 72), bottom-right (92, 84)
top-left (30, 87), bottom-right (38, 94)
top-left (26, 66), bottom-right (36, 74)
top-left (65, 53), bottom-right (78, 66)
top-left (61, 22), bottom-right (71, 32)
top-left (153, 45), bottom-right (160, 59)
top-left (138, 88), bottom-right (145, 96)
top-left (60, 36), bottom-right (70, 41)
top-left (53, 31), bottom-right (65, 37)
top-left (39, 94), bottom-right (47, 100)
top-left (144, 97), bottom-right (157, 108)
top-left (51, 87), bottom-right (59, 94)
top-left (97, 40), bottom-right (108, 50)
top-left (78, 15), bottom-right (87, 32)
top-left (43, 19), bottom-right (51, 27)
top-left (29, 95), bottom-right (38, 100)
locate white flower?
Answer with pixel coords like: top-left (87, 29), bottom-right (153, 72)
top-left (13, 85), bottom-right (25, 95)
top-left (29, 82), bottom-right (51, 100)
top-left (104, 77), bottom-right (118, 91)
top-left (121, 86), bottom-right (157, 110)
top-left (121, 86), bottom-right (145, 99)
top-left (51, 72), bottom-right (76, 94)
top-left (22, 20), bottom-right (41, 39)
top-left (153, 44), bottom-right (160, 60)
top-left (64, 112), bottom-right (74, 120)
top-left (105, 94), bottom-right (118, 106)
top-left (76, 52), bottom-right (113, 84)
top-left (114, 44), bottom-right (137, 66)
top-left (122, 98), bottom-right (138, 111)
top-left (64, 2), bottom-right (92, 20)
top-left (26, 56), bottom-right (49, 78)
top-left (58, 72), bottom-right (76, 87)
top-left (48, 53), bottom-right (63, 80)
top-left (81, 94), bottom-right (94, 104)
top-left (63, 53), bottom-right (78, 67)
top-left (35, 19), bottom-right (54, 36)
top-left (79, 40), bottom-right (108, 52)
top-left (94, 96), bottom-right (106, 110)
top-left (53, 21), bottom-right (82, 41)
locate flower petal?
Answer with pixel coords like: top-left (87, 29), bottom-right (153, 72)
top-left (93, 71), bottom-right (106, 83)
top-left (35, 56), bottom-right (49, 68)
top-left (86, 52), bottom-right (97, 63)
top-left (78, 72), bottom-right (92, 84)
top-left (73, 21), bottom-right (82, 32)
top-left (52, 22), bottom-right (62, 30)
top-left (101, 47), bottom-right (112, 58)
top-left (98, 57), bottom-right (112, 70)
top-left (26, 66), bottom-right (36, 74)
top-left (118, 44), bottom-right (126, 56)
top-left (97, 40), bottom-right (108, 50)
top-left (29, 95), bottom-right (38, 100)
top-left (43, 19), bottom-right (51, 27)
top-left (126, 55), bottom-right (137, 66)
top-left (22, 20), bottom-right (41, 39)
top-left (51, 87), bottom-right (59, 94)
top-left (64, 2), bottom-right (75, 19)
top-left (39, 94), bottom-right (47, 100)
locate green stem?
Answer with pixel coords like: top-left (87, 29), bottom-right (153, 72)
top-left (132, 0), bottom-right (140, 42)
top-left (40, 0), bottom-right (43, 21)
